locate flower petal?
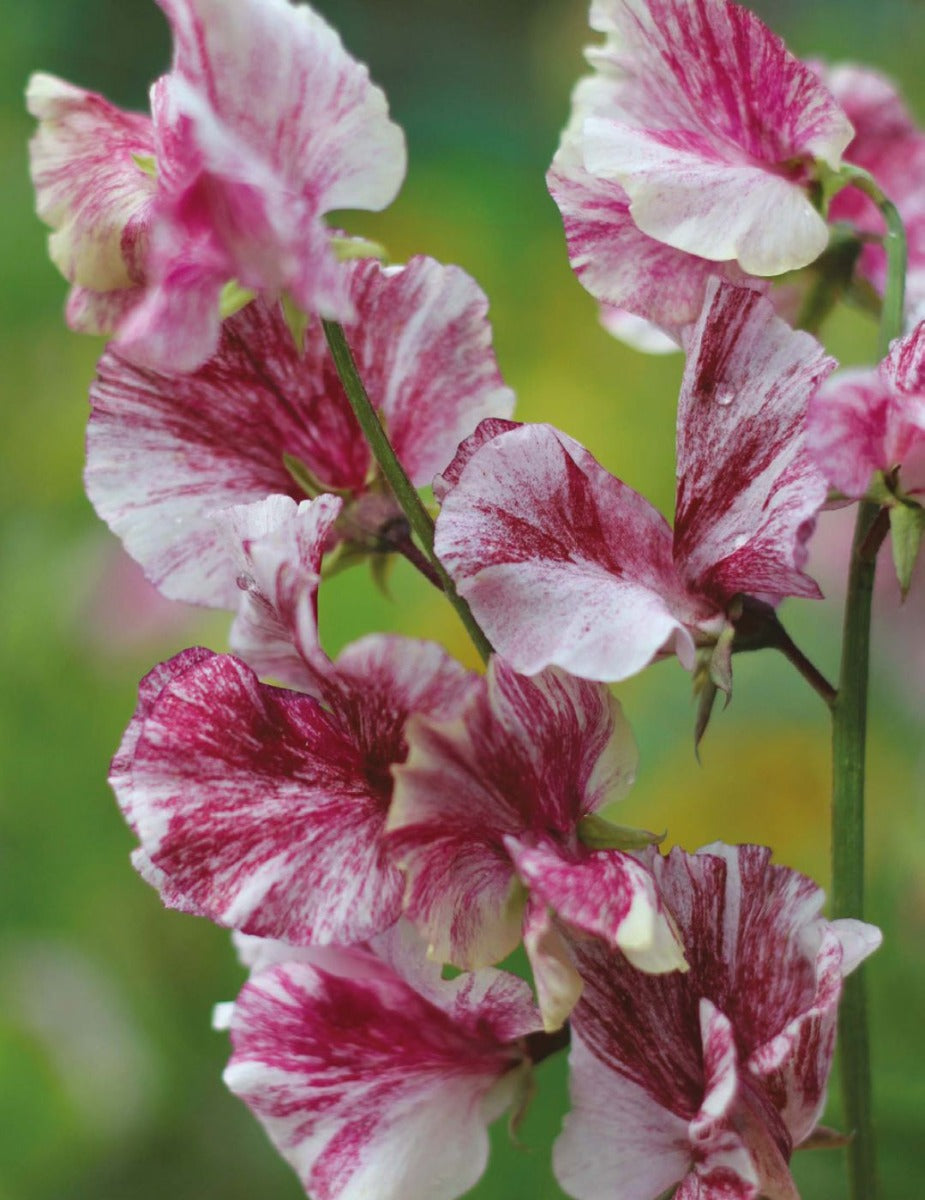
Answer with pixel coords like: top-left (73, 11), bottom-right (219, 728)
top-left (435, 423), bottom-right (693, 680)
top-left (585, 121), bottom-right (831, 277)
top-left (27, 72), bottom-right (156, 294)
top-left (121, 650), bottom-right (405, 944)
top-left (344, 258), bottom-right (515, 486)
top-left (554, 1032), bottom-right (690, 1200)
top-left (576, 0), bottom-right (852, 274)
top-left (508, 840), bottom-right (686, 976)
top-left (674, 281), bottom-right (833, 603)
top-left (220, 494), bottom-right (342, 690)
top-left (89, 255), bottom-right (512, 606)
top-left (388, 659), bottom-right (639, 968)
top-left (224, 935), bottom-right (535, 1200)
top-left (806, 368), bottom-right (893, 499)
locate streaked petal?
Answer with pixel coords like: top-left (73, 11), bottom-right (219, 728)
top-left (584, 121), bottom-right (830, 276)
top-left (554, 1032), bottom-right (689, 1200)
top-left (224, 931), bottom-right (536, 1200)
top-left (220, 494), bottom-right (342, 689)
top-left (27, 72), bottom-right (156, 294)
top-left (388, 659), bottom-right (639, 968)
top-left (121, 651), bottom-right (405, 944)
top-left (806, 368), bottom-right (893, 499)
top-left (674, 281), bottom-right (833, 603)
top-left (508, 840), bottom-right (685, 976)
top-left (435, 423), bottom-right (693, 681)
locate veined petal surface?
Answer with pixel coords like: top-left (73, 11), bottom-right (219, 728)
top-left (221, 494), bottom-right (341, 690)
top-left (122, 651), bottom-right (405, 943)
top-left (224, 925), bottom-right (539, 1200)
top-left (114, 0), bottom-right (407, 367)
top-left (435, 422), bottom-right (693, 681)
top-left (674, 281), bottom-right (833, 603)
top-left (88, 256), bottom-right (511, 607)
top-left (27, 72), bottom-right (155, 307)
top-left (553, 844), bottom-right (881, 1200)
top-left (563, 0), bottom-right (852, 275)
top-left (808, 325), bottom-right (925, 499)
top-left (388, 657), bottom-right (640, 972)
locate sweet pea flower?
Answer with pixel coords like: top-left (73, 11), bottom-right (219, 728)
top-left (549, 0), bottom-right (854, 339)
top-left (808, 321), bottom-right (925, 502)
top-left (822, 64), bottom-right (925, 321)
top-left (435, 281), bottom-right (833, 684)
top-left (548, 67), bottom-right (760, 349)
top-left (553, 844), bottom-right (882, 1200)
top-left (110, 501), bottom-right (479, 948)
top-left (28, 0), bottom-right (407, 371)
top-left (26, 72), bottom-right (158, 335)
top-left (86, 254), bottom-right (513, 608)
top-left (388, 655), bottom-right (686, 1030)
top-left (219, 922), bottom-right (542, 1200)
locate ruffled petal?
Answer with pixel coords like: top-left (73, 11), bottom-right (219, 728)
top-left (674, 281), bottom-right (832, 603)
top-left (806, 368), bottom-right (893, 499)
top-left (89, 255), bottom-right (511, 605)
top-left (224, 929), bottom-right (536, 1200)
top-left (562, 843), bottom-right (882, 1191)
top-left (220, 494), bottom-right (342, 690)
top-left (344, 258), bottom-right (515, 486)
top-left (119, 650), bottom-right (405, 944)
top-left (554, 1032), bottom-right (690, 1200)
top-left (573, 0), bottom-right (852, 274)
top-left (27, 72), bottom-right (156, 295)
top-left (388, 659), bottom-right (639, 968)
top-left (584, 121), bottom-right (830, 277)
top-left (127, 0), bottom-right (406, 357)
top-left (508, 840), bottom-right (686, 976)
top-left (435, 423), bottom-right (694, 680)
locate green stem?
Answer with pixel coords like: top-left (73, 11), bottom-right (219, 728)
top-left (322, 319), bottom-right (493, 664)
top-left (829, 167), bottom-right (906, 1200)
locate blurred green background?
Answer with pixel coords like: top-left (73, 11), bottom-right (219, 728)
top-left (2, 1), bottom-right (923, 1197)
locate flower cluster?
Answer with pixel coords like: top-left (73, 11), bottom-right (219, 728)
top-left (30, 0), bottom-right (915, 1197)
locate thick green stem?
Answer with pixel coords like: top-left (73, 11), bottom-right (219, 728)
top-left (829, 167), bottom-right (906, 1200)
top-left (831, 498), bottom-right (879, 1198)
top-left (322, 319), bottom-right (493, 664)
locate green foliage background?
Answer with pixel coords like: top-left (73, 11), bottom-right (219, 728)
top-left (1, 2), bottom-right (923, 1196)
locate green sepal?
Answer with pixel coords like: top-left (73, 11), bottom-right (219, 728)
top-left (369, 552), bottom-right (395, 599)
top-left (282, 452), bottom-right (350, 500)
top-left (219, 279), bottom-right (256, 319)
top-left (506, 1062), bottom-right (536, 1145)
top-left (320, 540), bottom-right (371, 580)
top-left (889, 499), bottom-right (925, 599)
top-left (281, 292), bottom-right (310, 354)
top-left (131, 151), bottom-right (157, 178)
top-left (796, 1125), bottom-right (853, 1152)
top-left (577, 813), bottom-right (665, 851)
top-left (330, 234), bottom-right (388, 263)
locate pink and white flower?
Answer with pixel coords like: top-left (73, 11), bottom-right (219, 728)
top-left (808, 321), bottom-right (925, 500)
top-left (822, 64), bottom-right (925, 320)
top-left (26, 72), bottom-right (157, 335)
top-left (221, 922), bottom-right (542, 1200)
top-left (435, 281), bottom-right (833, 683)
top-left (553, 844), bottom-right (881, 1200)
top-left (387, 655), bottom-right (686, 1029)
top-left (86, 254), bottom-right (514, 608)
top-left (549, 0), bottom-right (854, 322)
top-left (548, 71), bottom-right (760, 347)
top-left (110, 627), bottom-right (477, 946)
top-left (28, 0), bottom-right (407, 370)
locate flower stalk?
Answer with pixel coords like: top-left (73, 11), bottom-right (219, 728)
top-left (831, 168), bottom-right (907, 1200)
top-left (322, 318), bottom-right (493, 664)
